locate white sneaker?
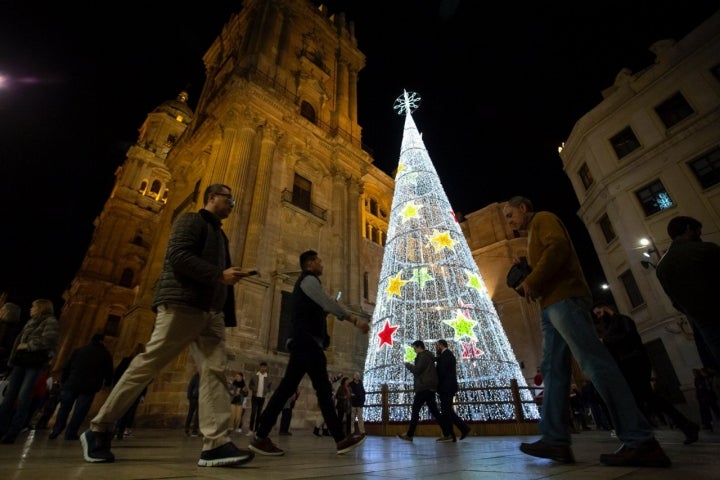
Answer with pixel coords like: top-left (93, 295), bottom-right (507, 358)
top-left (236, 428), bottom-right (243, 433)
top-left (245, 430), bottom-right (254, 437)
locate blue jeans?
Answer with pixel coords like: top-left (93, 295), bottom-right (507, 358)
top-left (539, 297), bottom-right (653, 447)
top-left (0, 365), bottom-right (44, 435)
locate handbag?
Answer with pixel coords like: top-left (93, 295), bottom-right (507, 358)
top-left (506, 257), bottom-right (532, 297)
top-left (12, 349), bottom-right (50, 368)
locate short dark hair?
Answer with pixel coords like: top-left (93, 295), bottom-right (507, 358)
top-left (667, 215), bottom-right (702, 239)
top-left (437, 339), bottom-right (448, 348)
top-left (91, 333), bottom-right (105, 343)
top-left (259, 361), bottom-right (268, 367)
top-left (299, 250), bottom-right (318, 270)
top-left (411, 340), bottom-right (425, 349)
top-left (203, 183), bottom-right (232, 204)
top-left (506, 196), bottom-right (534, 212)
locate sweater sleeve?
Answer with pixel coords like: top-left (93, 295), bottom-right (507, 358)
top-left (300, 275), bottom-right (350, 320)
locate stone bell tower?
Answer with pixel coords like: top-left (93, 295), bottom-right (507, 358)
top-left (57, 0), bottom-right (392, 428)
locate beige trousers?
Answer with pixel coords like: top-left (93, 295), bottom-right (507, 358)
top-left (90, 304), bottom-right (232, 450)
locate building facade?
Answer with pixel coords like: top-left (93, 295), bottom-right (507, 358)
top-left (559, 10), bottom-right (720, 402)
top-left (53, 0), bottom-right (543, 429)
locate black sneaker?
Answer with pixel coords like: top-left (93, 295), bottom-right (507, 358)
top-left (197, 442), bottom-right (255, 467)
top-left (249, 436), bottom-right (285, 456)
top-left (436, 435), bottom-right (455, 443)
top-left (681, 422), bottom-right (700, 445)
top-left (336, 433), bottom-right (366, 454)
top-left (80, 429), bottom-right (115, 463)
top-left (459, 426), bottom-right (471, 440)
top-left (397, 433), bottom-right (413, 442)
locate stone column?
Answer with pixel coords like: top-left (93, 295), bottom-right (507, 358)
top-left (242, 124), bottom-right (281, 268)
top-left (337, 60), bottom-right (349, 119)
top-left (330, 167), bottom-right (347, 295)
top-left (348, 68), bottom-right (358, 121)
top-left (223, 109), bottom-right (259, 253)
top-left (347, 177), bottom-right (362, 305)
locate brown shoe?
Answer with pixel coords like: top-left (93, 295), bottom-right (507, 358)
top-left (248, 436), bottom-right (285, 456)
top-left (520, 439), bottom-right (575, 463)
top-left (599, 438), bottom-right (671, 468)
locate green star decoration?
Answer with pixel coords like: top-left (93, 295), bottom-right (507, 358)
top-left (466, 271), bottom-right (485, 292)
top-left (409, 267), bottom-right (434, 288)
top-left (443, 309), bottom-right (478, 341)
top-left (400, 202), bottom-right (422, 223)
top-left (403, 344), bottom-right (417, 363)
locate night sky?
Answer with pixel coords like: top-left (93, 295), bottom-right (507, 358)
top-left (1, 1), bottom-right (717, 313)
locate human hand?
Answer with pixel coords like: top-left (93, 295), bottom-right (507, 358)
top-left (516, 280), bottom-right (537, 302)
top-left (356, 318), bottom-right (370, 334)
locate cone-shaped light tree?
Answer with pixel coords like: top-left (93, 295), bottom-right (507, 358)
top-left (362, 91), bottom-right (540, 423)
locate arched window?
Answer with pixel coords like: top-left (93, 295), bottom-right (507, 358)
top-left (150, 180), bottom-right (162, 197)
top-left (300, 101), bottom-right (316, 124)
top-left (138, 180), bottom-right (148, 194)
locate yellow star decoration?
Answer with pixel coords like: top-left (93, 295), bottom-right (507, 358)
top-left (410, 267), bottom-right (434, 288)
top-left (395, 164), bottom-right (405, 177)
top-left (401, 202), bottom-right (422, 223)
top-left (403, 344), bottom-right (417, 363)
top-left (443, 309), bottom-right (478, 341)
top-left (466, 272), bottom-right (486, 293)
top-left (429, 229), bottom-right (457, 252)
top-left (385, 272), bottom-right (408, 298)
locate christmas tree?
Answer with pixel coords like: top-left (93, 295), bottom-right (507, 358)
top-left (362, 91), bottom-right (540, 423)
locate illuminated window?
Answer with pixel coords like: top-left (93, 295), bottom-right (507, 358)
top-left (635, 180), bottom-right (674, 216)
top-left (138, 180), bottom-right (148, 194)
top-left (150, 180), bottom-right (162, 197)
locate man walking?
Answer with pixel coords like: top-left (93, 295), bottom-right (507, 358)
top-left (435, 339), bottom-right (471, 442)
top-left (80, 183), bottom-right (256, 468)
top-left (397, 340), bottom-right (448, 442)
top-left (503, 196), bottom-right (670, 467)
top-left (656, 215), bottom-right (720, 368)
top-left (246, 361), bottom-right (272, 436)
top-left (249, 249), bottom-right (369, 456)
top-left (592, 302), bottom-right (700, 444)
top-left (50, 334), bottom-right (114, 440)
top-left (349, 372), bottom-right (366, 435)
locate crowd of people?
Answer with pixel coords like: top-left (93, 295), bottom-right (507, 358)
top-left (0, 191), bottom-right (717, 473)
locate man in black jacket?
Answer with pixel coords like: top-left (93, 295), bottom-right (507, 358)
top-left (80, 184), bottom-right (255, 468)
top-left (397, 340), bottom-right (447, 442)
top-left (49, 334), bottom-right (113, 440)
top-left (435, 339), bottom-right (471, 442)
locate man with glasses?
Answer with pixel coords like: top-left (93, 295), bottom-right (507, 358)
top-left (81, 183), bottom-right (256, 468)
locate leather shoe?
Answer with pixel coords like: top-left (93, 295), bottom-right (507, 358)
top-left (48, 431), bottom-right (60, 440)
top-left (599, 438), bottom-right (671, 468)
top-left (459, 426), bottom-right (471, 440)
top-left (681, 422), bottom-right (699, 445)
top-left (436, 435), bottom-right (455, 443)
top-left (520, 439), bottom-right (575, 463)
top-left (397, 433), bottom-right (413, 442)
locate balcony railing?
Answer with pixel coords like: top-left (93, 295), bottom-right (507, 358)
top-left (281, 189), bottom-right (327, 221)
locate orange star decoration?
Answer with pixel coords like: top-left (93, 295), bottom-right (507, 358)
top-left (385, 272), bottom-right (408, 298)
top-left (442, 309), bottom-right (478, 342)
top-left (400, 202), bottom-right (422, 223)
top-left (429, 229), bottom-right (457, 252)
top-left (377, 319), bottom-right (399, 349)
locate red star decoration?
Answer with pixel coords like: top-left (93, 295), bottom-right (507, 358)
top-left (377, 319), bottom-right (399, 349)
top-left (461, 340), bottom-right (484, 359)
top-left (450, 210), bottom-right (459, 223)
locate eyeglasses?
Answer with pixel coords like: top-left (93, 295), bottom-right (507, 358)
top-left (214, 192), bottom-right (235, 206)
